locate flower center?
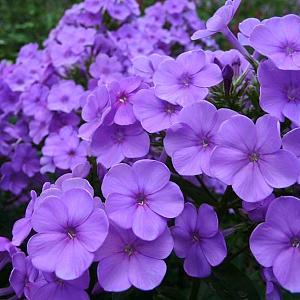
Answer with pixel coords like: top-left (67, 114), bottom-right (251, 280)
top-left (178, 73), bottom-right (193, 88)
top-left (124, 245), bottom-right (134, 256)
top-left (61, 95), bottom-right (69, 103)
top-left (67, 228), bottom-right (76, 239)
top-left (114, 130), bottom-right (124, 143)
top-left (135, 192), bottom-right (147, 205)
top-left (287, 87), bottom-right (299, 101)
top-left (68, 149), bottom-right (76, 157)
top-left (118, 92), bottom-right (128, 104)
top-left (192, 233), bottom-right (199, 242)
top-left (249, 152), bottom-right (260, 162)
top-left (285, 45), bottom-right (295, 56)
top-left (201, 138), bottom-right (210, 149)
top-left (291, 237), bottom-right (300, 248)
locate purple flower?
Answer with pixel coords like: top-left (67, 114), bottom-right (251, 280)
top-left (132, 89), bottom-right (182, 133)
top-left (262, 268), bottom-right (282, 300)
top-left (258, 59), bottom-right (300, 125)
top-left (91, 122), bottom-right (150, 168)
top-left (32, 271), bottom-right (90, 300)
top-left (191, 0), bottom-right (241, 40)
top-left (210, 114), bottom-right (299, 202)
top-left (95, 223), bottom-right (173, 291)
top-left (47, 80), bottom-right (84, 113)
top-left (250, 196), bottom-right (300, 292)
top-left (250, 15), bottom-right (300, 70)
top-left (242, 194), bottom-right (276, 222)
top-left (42, 126), bottom-right (88, 171)
top-left (11, 143), bottom-right (40, 177)
top-left (238, 18), bottom-right (260, 46)
top-left (102, 159), bottom-right (184, 240)
top-left (9, 252), bottom-right (39, 299)
top-left (28, 183), bottom-right (109, 280)
top-left (153, 50), bottom-right (222, 106)
top-left (282, 127), bottom-right (300, 183)
top-left (108, 76), bottom-right (142, 125)
top-left (84, 0), bottom-right (106, 14)
top-left (172, 203), bottom-right (227, 278)
top-left (106, 0), bottom-right (140, 21)
top-left (164, 101), bottom-right (236, 176)
top-left (89, 53), bottom-right (122, 84)
top-left (79, 85), bottom-right (111, 141)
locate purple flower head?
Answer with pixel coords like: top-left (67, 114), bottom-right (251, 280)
top-left (102, 159), bottom-right (184, 240)
top-left (27, 180), bottom-right (109, 280)
top-left (132, 89), bottom-right (182, 133)
top-left (42, 126), bottom-right (88, 171)
top-left (242, 194), bottom-right (276, 222)
top-left (132, 54), bottom-right (171, 82)
top-left (108, 76), bottom-right (143, 125)
top-left (32, 271), bottom-right (90, 300)
top-left (91, 122), bottom-right (150, 168)
top-left (164, 101), bottom-right (236, 176)
top-left (250, 15), bottom-right (300, 70)
top-left (79, 85), bottom-right (111, 141)
top-left (258, 59), bottom-right (300, 125)
top-left (47, 80), bottom-right (84, 113)
top-left (11, 143), bottom-right (40, 177)
top-left (84, 0), bottom-right (107, 14)
top-left (9, 252), bottom-right (39, 299)
top-left (106, 0), bottom-right (140, 21)
top-left (172, 203), bottom-right (227, 278)
top-left (153, 50), bottom-right (222, 106)
top-left (0, 162), bottom-right (29, 195)
top-left (0, 237), bottom-right (19, 271)
top-left (191, 0), bottom-right (241, 40)
top-left (89, 53), bottom-right (122, 84)
top-left (238, 18), bottom-right (260, 46)
top-left (262, 268), bottom-right (282, 300)
top-left (210, 114), bottom-right (299, 202)
top-left (95, 223), bottom-right (173, 291)
top-left (282, 127), bottom-right (300, 183)
top-left (21, 83), bottom-right (49, 119)
top-left (250, 196), bottom-right (300, 293)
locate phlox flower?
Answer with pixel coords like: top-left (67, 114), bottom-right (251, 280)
top-left (95, 223), bottom-right (173, 292)
top-left (153, 50), bottom-right (222, 106)
top-left (210, 114), bottom-right (299, 202)
top-left (172, 203), bottom-right (227, 278)
top-left (250, 196), bottom-right (300, 293)
top-left (102, 159), bottom-right (184, 240)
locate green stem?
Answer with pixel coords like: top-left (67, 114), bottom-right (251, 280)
top-left (195, 175), bottom-right (218, 202)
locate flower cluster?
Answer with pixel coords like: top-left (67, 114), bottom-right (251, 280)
top-left (1, 0), bottom-right (300, 299)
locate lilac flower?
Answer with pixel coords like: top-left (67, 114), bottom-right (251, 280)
top-left (89, 53), bottom-right (122, 84)
top-left (42, 126), bottom-right (88, 171)
top-left (91, 123), bottom-right (150, 168)
top-left (102, 159), bottom-right (184, 240)
top-left (153, 50), bottom-right (222, 106)
top-left (79, 85), bottom-right (111, 141)
top-left (47, 80), bottom-right (84, 113)
top-left (210, 115), bottom-right (299, 202)
top-left (242, 194), bottom-right (276, 222)
top-left (282, 128), bottom-right (300, 183)
top-left (95, 223), bottom-right (173, 291)
top-left (172, 203), bottom-right (227, 278)
top-left (132, 89), bottom-right (182, 133)
top-left (11, 143), bottom-right (40, 177)
top-left (28, 184), bottom-right (109, 280)
top-left (9, 252), bottom-right (39, 299)
top-left (250, 196), bottom-right (300, 292)
top-left (84, 0), bottom-right (106, 14)
top-left (164, 101), bottom-right (236, 176)
top-left (250, 15), bottom-right (300, 70)
top-left (258, 59), bottom-right (300, 125)
top-left (191, 0), bottom-right (241, 40)
top-left (32, 271), bottom-right (90, 300)
top-left (108, 76), bottom-right (142, 125)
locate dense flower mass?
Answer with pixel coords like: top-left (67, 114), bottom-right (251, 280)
top-left (1, 0), bottom-right (300, 299)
